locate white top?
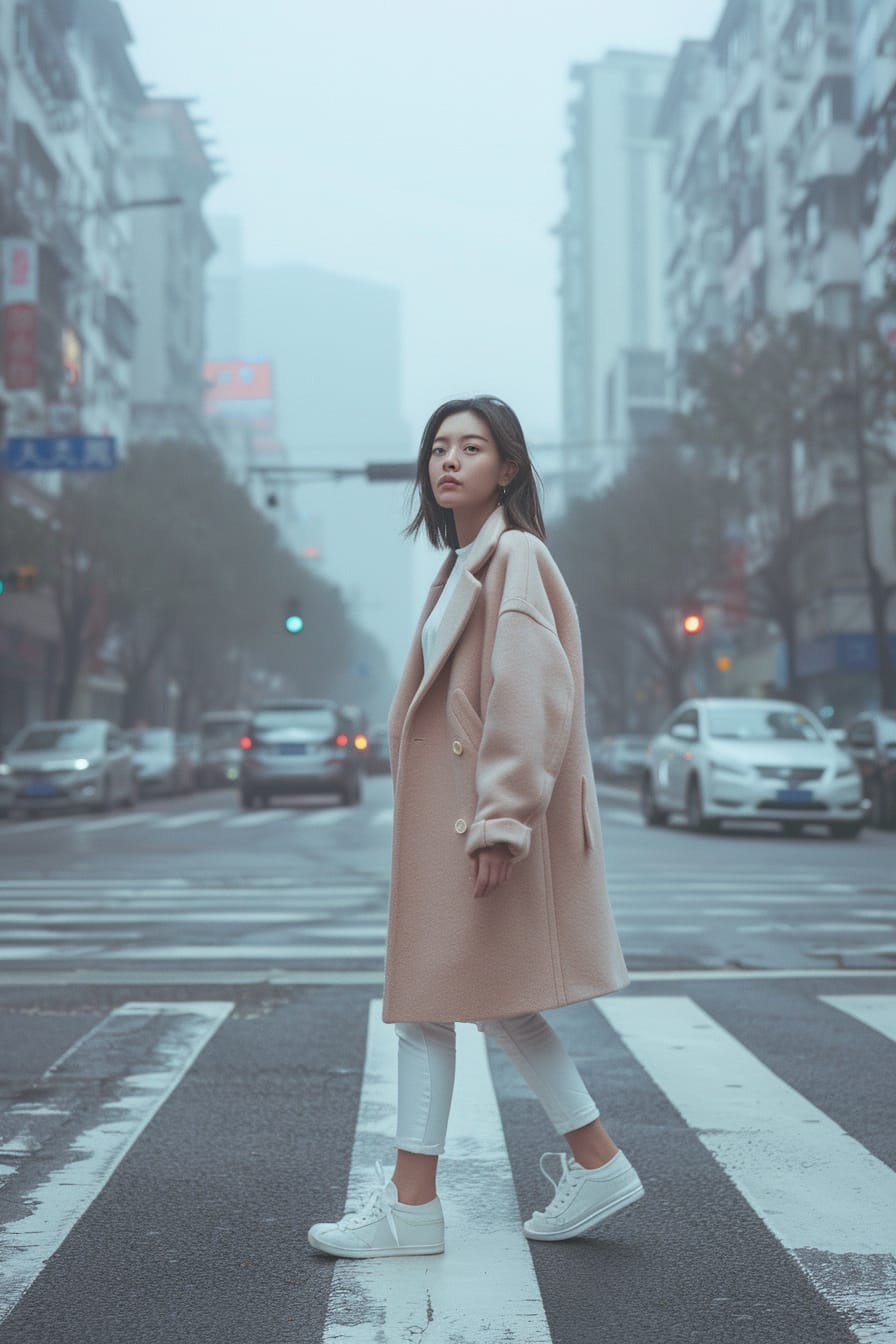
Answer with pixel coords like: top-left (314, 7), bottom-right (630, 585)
top-left (421, 539), bottom-right (475, 673)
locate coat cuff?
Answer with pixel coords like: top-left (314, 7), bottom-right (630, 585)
top-left (465, 817), bottom-right (532, 863)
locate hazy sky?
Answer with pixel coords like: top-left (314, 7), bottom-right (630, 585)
top-left (122, 0), bottom-right (723, 443)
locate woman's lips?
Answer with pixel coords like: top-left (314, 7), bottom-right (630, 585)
top-left (437, 479), bottom-right (461, 490)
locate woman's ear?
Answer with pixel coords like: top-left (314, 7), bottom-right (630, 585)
top-left (500, 462), bottom-right (520, 488)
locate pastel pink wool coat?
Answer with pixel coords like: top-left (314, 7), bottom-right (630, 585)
top-left (383, 507), bottom-right (629, 1023)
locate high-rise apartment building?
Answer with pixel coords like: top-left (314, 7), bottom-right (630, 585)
top-left (557, 50), bottom-right (671, 501)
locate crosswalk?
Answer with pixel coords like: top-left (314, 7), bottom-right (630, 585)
top-left (0, 865), bottom-right (893, 973)
top-left (0, 804), bottom-right (398, 840)
top-left (0, 988), bottom-right (894, 1340)
top-left (0, 878), bottom-right (390, 969)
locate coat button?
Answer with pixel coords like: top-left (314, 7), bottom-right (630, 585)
top-left (454, 819), bottom-right (468, 834)
top-left (452, 740), bottom-right (463, 756)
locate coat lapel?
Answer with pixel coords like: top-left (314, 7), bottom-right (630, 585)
top-left (405, 507), bottom-right (509, 716)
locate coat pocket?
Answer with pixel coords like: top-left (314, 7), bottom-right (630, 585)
top-left (581, 775), bottom-right (595, 851)
top-left (450, 687), bottom-right (484, 749)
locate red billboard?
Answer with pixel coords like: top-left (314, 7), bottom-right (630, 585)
top-left (2, 240), bottom-right (38, 390)
top-left (203, 359), bottom-right (274, 416)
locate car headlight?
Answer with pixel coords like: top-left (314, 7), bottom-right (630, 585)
top-left (74, 758), bottom-right (92, 771)
top-left (835, 765), bottom-right (860, 779)
top-left (709, 759), bottom-right (749, 776)
top-left (0, 763), bottom-right (10, 777)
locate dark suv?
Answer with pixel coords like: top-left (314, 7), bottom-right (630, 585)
top-left (239, 700), bottom-right (364, 809)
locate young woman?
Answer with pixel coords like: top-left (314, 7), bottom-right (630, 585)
top-left (308, 396), bottom-right (641, 1258)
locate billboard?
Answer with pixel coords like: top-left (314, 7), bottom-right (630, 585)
top-left (203, 359), bottom-right (274, 416)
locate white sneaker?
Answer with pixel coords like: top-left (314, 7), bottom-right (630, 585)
top-left (524, 1150), bottom-right (644, 1241)
top-left (307, 1161), bottom-right (445, 1259)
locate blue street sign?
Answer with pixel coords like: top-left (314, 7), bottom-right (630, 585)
top-left (4, 435), bottom-right (119, 471)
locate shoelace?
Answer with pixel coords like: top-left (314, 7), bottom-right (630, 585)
top-left (538, 1152), bottom-right (584, 1217)
top-left (339, 1161), bottom-right (398, 1243)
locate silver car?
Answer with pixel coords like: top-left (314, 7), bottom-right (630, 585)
top-left (0, 719), bottom-right (137, 817)
top-left (640, 698), bottom-right (866, 839)
top-left (239, 700), bottom-right (364, 808)
top-left (124, 727), bottom-right (195, 796)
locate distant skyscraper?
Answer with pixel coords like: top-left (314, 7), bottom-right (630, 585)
top-left (557, 50), bottom-right (672, 502)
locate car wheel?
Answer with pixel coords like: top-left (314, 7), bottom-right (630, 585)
top-left (830, 821), bottom-right (862, 840)
top-left (781, 821), bottom-right (803, 838)
top-left (93, 777), bottom-right (112, 814)
top-left (686, 777), bottom-right (718, 833)
top-left (240, 789), bottom-right (255, 810)
top-left (640, 773), bottom-right (669, 827)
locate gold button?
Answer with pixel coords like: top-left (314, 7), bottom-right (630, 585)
top-left (452, 740), bottom-right (463, 756)
top-left (454, 819), bottom-right (468, 834)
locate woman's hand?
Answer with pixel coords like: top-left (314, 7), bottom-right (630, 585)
top-left (472, 843), bottom-right (514, 899)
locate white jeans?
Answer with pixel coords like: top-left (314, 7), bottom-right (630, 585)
top-left (394, 1014), bottom-right (601, 1156)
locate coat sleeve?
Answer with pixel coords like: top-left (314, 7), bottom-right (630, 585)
top-left (465, 599), bottom-right (575, 864)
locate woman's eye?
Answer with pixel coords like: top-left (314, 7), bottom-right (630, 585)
top-left (463, 444), bottom-right (479, 453)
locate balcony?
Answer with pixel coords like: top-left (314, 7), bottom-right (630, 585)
top-left (14, 0), bottom-right (79, 113)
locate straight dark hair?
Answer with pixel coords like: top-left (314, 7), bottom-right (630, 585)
top-left (404, 396), bottom-right (547, 549)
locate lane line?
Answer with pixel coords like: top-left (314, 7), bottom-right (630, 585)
top-left (321, 1000), bottom-right (551, 1343)
top-left (370, 808), bottom-right (394, 827)
top-left (0, 819), bottom-right (74, 836)
top-left (95, 944), bottom-right (385, 961)
top-left (821, 995), bottom-right (896, 1046)
top-left (152, 809), bottom-right (234, 829)
top-left (300, 808), bottom-right (353, 827)
top-left (76, 813), bottom-right (156, 833)
top-left (221, 810), bottom-right (293, 828)
top-left (595, 995), bottom-right (896, 1344)
top-left (0, 1000), bottom-right (233, 1326)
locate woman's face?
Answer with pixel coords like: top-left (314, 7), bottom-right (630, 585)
top-left (428, 411), bottom-right (517, 515)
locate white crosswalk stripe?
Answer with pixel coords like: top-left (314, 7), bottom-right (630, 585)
top-left (323, 1002), bottom-right (552, 1342)
top-left (0, 1001), bottom-right (233, 1327)
top-left (596, 995), bottom-right (896, 1344)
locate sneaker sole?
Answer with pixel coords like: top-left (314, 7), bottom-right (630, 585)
top-left (307, 1230), bottom-right (444, 1258)
top-left (523, 1181), bottom-right (644, 1241)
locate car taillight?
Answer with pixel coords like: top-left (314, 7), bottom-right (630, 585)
top-left (354, 734), bottom-right (368, 751)
top-left (335, 733), bottom-right (349, 748)
top-left (240, 736), bottom-right (253, 750)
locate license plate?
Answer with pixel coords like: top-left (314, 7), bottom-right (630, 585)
top-left (279, 744), bottom-right (307, 756)
top-left (25, 780), bottom-right (57, 797)
top-left (776, 788), bottom-right (813, 804)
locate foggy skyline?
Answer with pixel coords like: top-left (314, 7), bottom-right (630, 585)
top-left (122, 0), bottom-right (723, 445)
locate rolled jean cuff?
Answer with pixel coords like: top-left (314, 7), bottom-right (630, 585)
top-left (394, 1136), bottom-right (446, 1156)
top-left (556, 1100), bottom-right (601, 1137)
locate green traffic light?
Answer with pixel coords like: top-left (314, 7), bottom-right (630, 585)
top-left (285, 614), bottom-right (304, 634)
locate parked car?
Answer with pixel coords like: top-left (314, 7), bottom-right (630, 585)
top-left (640, 698), bottom-right (867, 839)
top-left (592, 735), bottom-right (650, 781)
top-left (0, 719), bottom-right (136, 817)
top-left (842, 711), bottom-right (896, 830)
top-left (179, 732), bottom-right (202, 776)
top-left (124, 727), bottom-right (195, 796)
top-left (197, 709), bottom-right (251, 788)
top-left (364, 723), bottom-right (391, 776)
top-left (239, 700), bottom-right (365, 808)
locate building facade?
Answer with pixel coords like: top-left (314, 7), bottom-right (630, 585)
top-left (128, 98), bottom-right (217, 446)
top-left (557, 50), bottom-right (671, 502)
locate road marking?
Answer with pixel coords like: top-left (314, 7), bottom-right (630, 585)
top-left (222, 809), bottom-right (291, 828)
top-left (736, 922), bottom-right (894, 935)
top-left (600, 808), bottom-right (643, 827)
top-left (321, 1001), bottom-right (551, 1343)
top-left (0, 818), bottom-right (73, 836)
top-left (76, 813), bottom-right (155, 833)
top-left (370, 807), bottom-right (394, 827)
top-left (821, 995), bottom-right (896, 1045)
top-left (595, 995), bottom-right (896, 1344)
top-left (301, 808), bottom-right (352, 827)
top-left (0, 1000), bottom-right (232, 1326)
top-left (95, 944), bottom-right (386, 961)
top-left (153, 809), bottom-right (233, 829)
top-left (0, 911), bottom-right (324, 926)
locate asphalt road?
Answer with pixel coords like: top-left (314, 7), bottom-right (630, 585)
top-left (0, 778), bottom-right (894, 1343)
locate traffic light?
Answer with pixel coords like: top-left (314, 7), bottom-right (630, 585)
top-left (284, 597), bottom-right (304, 634)
top-left (682, 611), bottom-right (704, 635)
top-left (0, 565), bottom-right (38, 595)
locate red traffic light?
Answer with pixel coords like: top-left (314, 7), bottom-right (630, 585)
top-left (682, 613), bottom-right (704, 635)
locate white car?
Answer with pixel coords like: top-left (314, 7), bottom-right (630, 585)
top-left (640, 698), bottom-right (867, 839)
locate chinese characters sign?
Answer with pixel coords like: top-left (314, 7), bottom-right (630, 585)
top-left (2, 239), bottom-right (38, 390)
top-left (4, 436), bottom-right (119, 471)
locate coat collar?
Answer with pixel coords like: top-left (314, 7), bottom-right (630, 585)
top-left (396, 507), bottom-right (510, 723)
